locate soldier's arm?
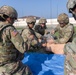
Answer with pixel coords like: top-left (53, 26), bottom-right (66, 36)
top-left (21, 29), bottom-right (32, 42)
top-left (55, 25), bottom-right (74, 43)
top-left (6, 27), bottom-right (27, 53)
top-left (35, 31), bottom-right (42, 39)
top-left (51, 24), bottom-right (59, 34)
top-left (21, 29), bottom-right (38, 47)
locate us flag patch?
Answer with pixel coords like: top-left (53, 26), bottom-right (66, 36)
top-left (11, 30), bottom-right (18, 37)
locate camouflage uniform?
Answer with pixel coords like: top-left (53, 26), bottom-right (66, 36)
top-left (64, 0), bottom-right (76, 75)
top-left (54, 13), bottom-right (74, 44)
top-left (0, 5), bottom-right (32, 75)
top-left (34, 18), bottom-right (47, 35)
top-left (21, 17), bottom-right (42, 52)
top-left (64, 39), bottom-right (76, 75)
top-left (54, 23), bottom-right (74, 43)
top-left (67, 0), bottom-right (76, 20)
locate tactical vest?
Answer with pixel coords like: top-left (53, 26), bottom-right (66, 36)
top-left (57, 23), bottom-right (74, 42)
top-left (21, 26), bottom-right (41, 51)
top-left (35, 25), bottom-right (45, 35)
top-left (0, 24), bottom-right (17, 66)
top-left (21, 26), bottom-right (38, 40)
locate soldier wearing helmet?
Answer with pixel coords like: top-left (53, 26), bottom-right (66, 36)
top-left (51, 13), bottom-right (74, 44)
top-left (57, 13), bottom-right (69, 27)
top-left (34, 18), bottom-right (47, 35)
top-left (21, 16), bottom-right (43, 52)
top-left (63, 0), bottom-right (76, 75)
top-left (26, 16), bottom-right (36, 24)
top-left (67, 0), bottom-right (76, 20)
top-left (0, 5), bottom-right (17, 24)
top-left (0, 5), bottom-right (32, 75)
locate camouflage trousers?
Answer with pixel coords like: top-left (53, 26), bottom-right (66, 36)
top-left (0, 61), bottom-right (32, 75)
top-left (64, 43), bottom-right (76, 75)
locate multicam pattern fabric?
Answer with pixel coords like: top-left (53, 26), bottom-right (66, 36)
top-left (26, 17), bottom-right (36, 23)
top-left (38, 18), bottom-right (47, 24)
top-left (65, 0), bottom-right (76, 75)
top-left (57, 13), bottom-right (69, 24)
top-left (0, 22), bottom-right (32, 75)
top-left (21, 26), bottom-right (42, 50)
top-left (54, 23), bottom-right (74, 43)
top-left (64, 41), bottom-right (76, 75)
top-left (0, 61), bottom-right (32, 75)
top-left (0, 5), bottom-right (18, 19)
top-left (67, 0), bottom-right (76, 12)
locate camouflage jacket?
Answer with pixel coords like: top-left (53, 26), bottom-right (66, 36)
top-left (64, 38), bottom-right (76, 75)
top-left (54, 23), bottom-right (74, 43)
top-left (0, 22), bottom-right (27, 65)
top-left (21, 26), bottom-right (42, 48)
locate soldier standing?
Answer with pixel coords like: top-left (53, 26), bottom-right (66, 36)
top-left (51, 13), bottom-right (74, 44)
top-left (0, 5), bottom-right (32, 75)
top-left (34, 18), bottom-right (47, 36)
top-left (64, 0), bottom-right (76, 75)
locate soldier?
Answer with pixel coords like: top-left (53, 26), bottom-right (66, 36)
top-left (0, 5), bottom-right (32, 75)
top-left (64, 0), bottom-right (76, 75)
top-left (51, 13), bottom-right (74, 44)
top-left (21, 16), bottom-right (43, 52)
top-left (34, 18), bottom-right (47, 36)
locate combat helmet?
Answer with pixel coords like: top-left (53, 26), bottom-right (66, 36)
top-left (57, 13), bottom-right (69, 24)
top-left (39, 18), bottom-right (47, 24)
top-left (67, 0), bottom-right (76, 20)
top-left (0, 5), bottom-right (18, 19)
top-left (26, 17), bottom-right (36, 23)
top-left (67, 0), bottom-right (76, 13)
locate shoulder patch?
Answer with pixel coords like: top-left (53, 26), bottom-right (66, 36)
top-left (11, 30), bottom-right (18, 37)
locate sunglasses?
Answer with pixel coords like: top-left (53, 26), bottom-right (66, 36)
top-left (40, 23), bottom-right (45, 24)
top-left (27, 22), bottom-right (35, 25)
top-left (59, 22), bottom-right (66, 24)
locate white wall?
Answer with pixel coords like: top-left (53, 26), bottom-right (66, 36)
top-left (13, 17), bottom-right (76, 27)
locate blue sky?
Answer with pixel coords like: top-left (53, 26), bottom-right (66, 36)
top-left (0, 0), bottom-right (72, 19)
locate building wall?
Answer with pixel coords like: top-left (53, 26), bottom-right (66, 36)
top-left (13, 17), bottom-right (76, 27)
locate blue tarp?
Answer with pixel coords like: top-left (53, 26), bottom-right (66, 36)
top-left (22, 53), bottom-right (65, 75)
